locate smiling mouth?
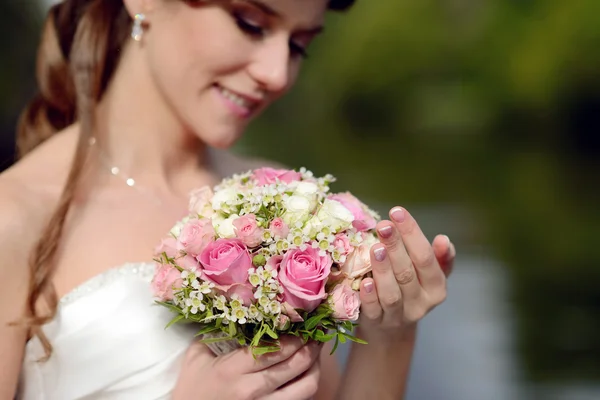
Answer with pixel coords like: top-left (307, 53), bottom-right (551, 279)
top-left (214, 84), bottom-right (262, 116)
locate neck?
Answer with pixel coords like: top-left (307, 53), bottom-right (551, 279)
top-left (92, 41), bottom-right (212, 198)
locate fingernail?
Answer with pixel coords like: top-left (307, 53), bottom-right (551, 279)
top-left (390, 207), bottom-right (405, 223)
top-left (377, 225), bottom-right (393, 239)
top-left (374, 247), bottom-right (386, 262)
top-left (442, 235), bottom-right (451, 249)
top-left (364, 281), bottom-right (374, 293)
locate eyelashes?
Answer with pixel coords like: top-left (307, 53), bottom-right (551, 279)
top-left (233, 13), bottom-right (309, 59)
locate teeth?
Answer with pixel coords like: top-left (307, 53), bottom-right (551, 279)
top-left (219, 87), bottom-right (252, 109)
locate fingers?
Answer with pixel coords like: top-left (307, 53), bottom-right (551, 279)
top-left (433, 234), bottom-right (456, 278)
top-left (370, 242), bottom-right (404, 320)
top-left (387, 207), bottom-right (446, 291)
top-left (220, 335), bottom-right (306, 375)
top-left (250, 341), bottom-right (322, 396)
top-left (259, 355), bottom-right (321, 400)
top-left (376, 220), bottom-right (422, 303)
top-left (358, 277), bottom-right (382, 323)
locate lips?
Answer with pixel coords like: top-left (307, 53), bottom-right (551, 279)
top-left (214, 84), bottom-right (263, 117)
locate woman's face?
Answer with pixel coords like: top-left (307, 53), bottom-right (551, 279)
top-left (141, 0), bottom-right (329, 148)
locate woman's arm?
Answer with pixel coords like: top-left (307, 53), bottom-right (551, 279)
top-left (0, 182), bottom-right (32, 398)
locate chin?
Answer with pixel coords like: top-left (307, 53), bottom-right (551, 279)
top-left (198, 128), bottom-right (244, 150)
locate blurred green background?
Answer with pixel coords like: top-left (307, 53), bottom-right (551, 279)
top-left (1, 0), bottom-right (599, 398)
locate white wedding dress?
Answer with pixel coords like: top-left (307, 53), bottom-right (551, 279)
top-left (18, 262), bottom-right (198, 400)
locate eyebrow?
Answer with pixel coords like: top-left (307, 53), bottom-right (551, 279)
top-left (243, 0), bottom-right (325, 35)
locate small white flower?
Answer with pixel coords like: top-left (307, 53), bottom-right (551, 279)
top-left (214, 295), bottom-right (227, 311)
top-left (249, 272), bottom-right (262, 287)
top-left (268, 300), bottom-right (281, 315)
top-left (199, 281), bottom-right (214, 294)
top-left (248, 305), bottom-right (263, 322)
top-left (229, 294), bottom-right (243, 310)
top-left (258, 295), bottom-right (270, 308)
top-left (185, 296), bottom-right (206, 314)
top-left (232, 307), bottom-right (249, 324)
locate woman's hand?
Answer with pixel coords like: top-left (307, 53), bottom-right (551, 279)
top-left (358, 206), bottom-right (456, 342)
top-left (173, 335), bottom-right (322, 400)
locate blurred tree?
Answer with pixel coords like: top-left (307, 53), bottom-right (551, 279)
top-left (0, 0), bottom-right (42, 170)
top-left (235, 0), bottom-right (600, 383)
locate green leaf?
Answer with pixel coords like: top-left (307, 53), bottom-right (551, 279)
top-left (251, 325), bottom-right (266, 347)
top-left (305, 314), bottom-right (327, 331)
top-left (165, 314), bottom-right (185, 329)
top-left (344, 335), bottom-right (368, 345)
top-left (330, 335), bottom-right (340, 355)
top-left (264, 324), bottom-right (279, 339)
top-left (195, 325), bottom-right (221, 337)
top-left (338, 333), bottom-right (347, 344)
top-left (314, 330), bottom-right (336, 342)
top-left (228, 322), bottom-right (237, 337)
top-left (200, 335), bottom-right (236, 344)
top-left (155, 301), bottom-right (183, 315)
top-left (251, 345), bottom-right (281, 357)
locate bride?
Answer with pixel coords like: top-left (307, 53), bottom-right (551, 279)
top-left (0, 0), bottom-right (456, 398)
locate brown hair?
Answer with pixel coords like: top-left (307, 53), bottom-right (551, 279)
top-left (17, 0), bottom-right (356, 361)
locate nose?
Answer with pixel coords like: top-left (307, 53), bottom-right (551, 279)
top-left (247, 36), bottom-right (292, 94)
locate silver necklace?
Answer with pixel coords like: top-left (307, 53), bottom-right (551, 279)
top-left (88, 137), bottom-right (164, 206)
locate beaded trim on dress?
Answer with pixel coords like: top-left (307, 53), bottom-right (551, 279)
top-left (59, 262), bottom-right (156, 305)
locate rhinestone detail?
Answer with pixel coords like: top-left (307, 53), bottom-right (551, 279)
top-left (59, 263), bottom-right (156, 306)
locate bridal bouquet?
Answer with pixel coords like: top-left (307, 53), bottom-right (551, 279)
top-left (151, 167), bottom-right (380, 356)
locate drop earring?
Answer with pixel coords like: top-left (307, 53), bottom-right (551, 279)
top-left (131, 13), bottom-right (145, 41)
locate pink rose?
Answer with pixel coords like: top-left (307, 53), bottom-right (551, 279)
top-left (328, 192), bottom-right (377, 232)
top-left (177, 218), bottom-right (215, 256)
top-left (154, 237), bottom-right (179, 259)
top-left (333, 233), bottom-right (352, 255)
top-left (266, 255), bottom-right (283, 271)
top-left (189, 186), bottom-right (214, 217)
top-left (233, 214), bottom-right (264, 248)
top-left (269, 217), bottom-right (289, 239)
top-left (226, 284), bottom-right (255, 306)
top-left (198, 239), bottom-right (252, 286)
top-left (330, 284), bottom-right (361, 321)
top-left (252, 167), bottom-right (302, 186)
top-left (151, 263), bottom-right (183, 301)
top-left (278, 247), bottom-right (332, 313)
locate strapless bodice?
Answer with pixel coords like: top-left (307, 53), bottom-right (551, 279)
top-left (18, 263), bottom-right (197, 399)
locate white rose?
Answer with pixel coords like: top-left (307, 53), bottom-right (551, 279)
top-left (211, 187), bottom-right (238, 211)
top-left (317, 199), bottom-right (354, 232)
top-left (282, 195), bottom-right (312, 227)
top-left (294, 182), bottom-right (319, 212)
top-left (302, 216), bottom-right (324, 239)
top-left (212, 213), bottom-right (239, 238)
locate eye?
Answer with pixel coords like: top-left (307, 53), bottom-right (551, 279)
top-left (289, 42), bottom-right (308, 59)
top-left (234, 12), bottom-right (264, 37)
